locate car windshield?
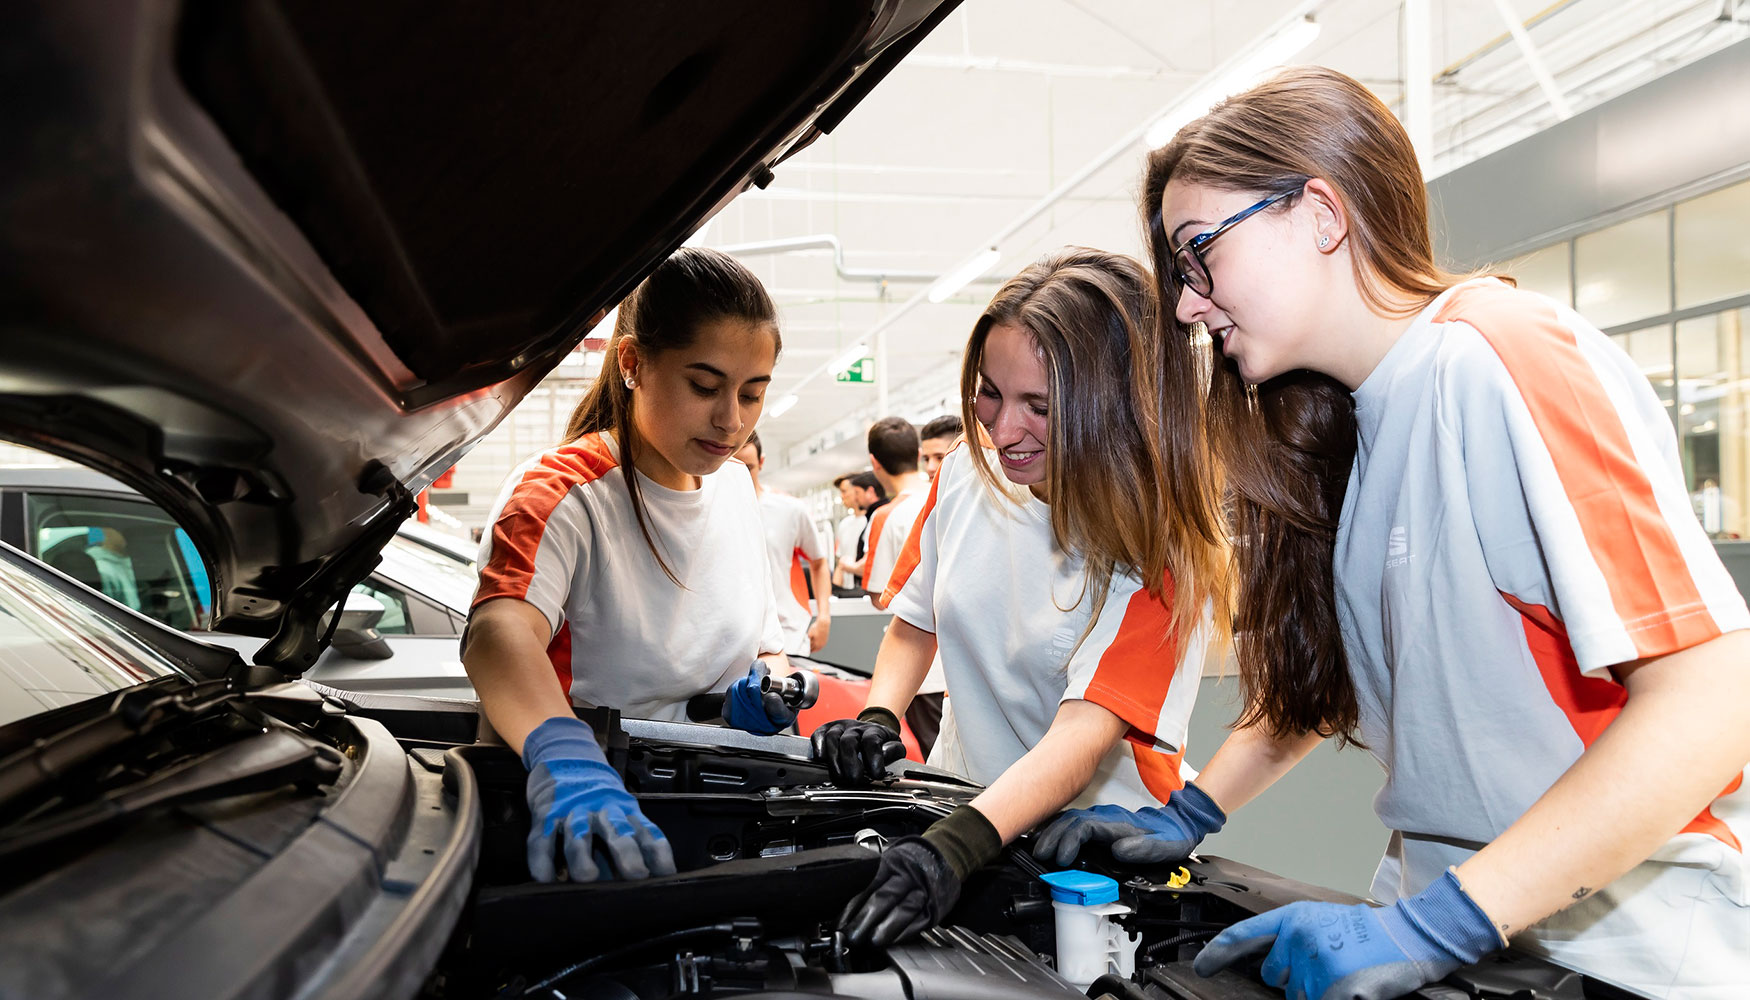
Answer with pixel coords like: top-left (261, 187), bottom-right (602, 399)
top-left (0, 554), bottom-right (178, 728)
top-left (374, 534), bottom-right (478, 613)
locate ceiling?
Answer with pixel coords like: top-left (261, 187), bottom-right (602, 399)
top-left (507, 0), bottom-right (1750, 496)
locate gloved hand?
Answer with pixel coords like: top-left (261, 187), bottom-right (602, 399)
top-left (811, 707), bottom-right (907, 785)
top-left (840, 805), bottom-right (1001, 948)
top-left (1031, 781), bottom-right (1225, 867)
top-left (722, 661), bottom-right (798, 735)
top-left (522, 715), bottom-right (677, 883)
top-left (1193, 869), bottom-right (1504, 1000)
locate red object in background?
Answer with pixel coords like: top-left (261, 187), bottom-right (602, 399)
top-left (433, 466), bottom-right (455, 489)
top-left (415, 488), bottom-right (429, 523)
top-left (795, 672), bottom-right (923, 763)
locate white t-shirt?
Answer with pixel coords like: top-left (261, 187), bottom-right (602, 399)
top-left (864, 481), bottom-right (929, 595)
top-left (834, 513), bottom-right (864, 579)
top-left (472, 431), bottom-right (787, 722)
top-left (756, 489), bottom-right (828, 655)
top-left (1336, 280), bottom-right (1750, 984)
top-left (881, 447), bottom-right (1207, 809)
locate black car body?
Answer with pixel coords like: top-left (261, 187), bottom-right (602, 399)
top-left (0, 4), bottom-right (1651, 999)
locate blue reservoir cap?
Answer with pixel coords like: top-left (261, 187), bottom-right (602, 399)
top-left (1039, 870), bottom-right (1120, 906)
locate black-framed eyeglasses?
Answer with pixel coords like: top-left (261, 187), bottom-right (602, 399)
top-left (1168, 189), bottom-right (1297, 300)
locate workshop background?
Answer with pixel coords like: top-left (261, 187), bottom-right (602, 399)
top-left (6, 0), bottom-right (1749, 896)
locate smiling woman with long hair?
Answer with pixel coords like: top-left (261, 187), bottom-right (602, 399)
top-left (463, 248), bottom-right (797, 887)
top-left (1050, 67), bottom-right (1750, 1000)
top-left (818, 247), bottom-right (1231, 949)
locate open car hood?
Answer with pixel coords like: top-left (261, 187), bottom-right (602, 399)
top-left (0, 0), bottom-right (958, 673)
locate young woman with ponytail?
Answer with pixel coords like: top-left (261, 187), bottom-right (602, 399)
top-left (463, 248), bottom-right (796, 885)
top-left (1042, 67), bottom-right (1750, 999)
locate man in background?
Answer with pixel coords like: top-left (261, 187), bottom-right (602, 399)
top-left (918, 414), bottom-right (963, 483)
top-left (735, 432), bottom-right (832, 654)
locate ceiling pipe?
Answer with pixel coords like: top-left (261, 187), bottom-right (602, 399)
top-left (718, 234), bottom-right (1002, 285)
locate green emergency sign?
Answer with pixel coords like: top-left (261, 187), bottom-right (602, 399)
top-left (835, 357), bottom-right (875, 383)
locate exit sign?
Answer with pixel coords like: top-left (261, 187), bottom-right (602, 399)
top-left (835, 357), bottom-right (875, 383)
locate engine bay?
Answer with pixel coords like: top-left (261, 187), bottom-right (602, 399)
top-left (404, 711), bottom-right (1640, 1000)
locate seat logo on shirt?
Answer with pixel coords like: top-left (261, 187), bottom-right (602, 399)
top-left (1386, 525), bottom-right (1410, 569)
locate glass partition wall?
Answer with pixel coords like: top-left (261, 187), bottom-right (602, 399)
top-left (1503, 176), bottom-right (1750, 540)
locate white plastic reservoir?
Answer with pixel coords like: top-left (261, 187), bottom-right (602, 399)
top-left (1038, 870), bottom-right (1140, 989)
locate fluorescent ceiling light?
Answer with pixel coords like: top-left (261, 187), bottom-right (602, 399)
top-left (828, 343), bottom-right (869, 376)
top-left (1144, 18), bottom-right (1322, 149)
top-left (927, 248), bottom-right (1001, 303)
top-left (766, 394), bottom-right (799, 418)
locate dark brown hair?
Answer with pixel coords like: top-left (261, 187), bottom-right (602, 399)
top-left (562, 247), bottom-right (780, 583)
top-left (867, 417), bottom-right (920, 476)
top-left (920, 414), bottom-right (964, 442)
top-left (1142, 66), bottom-right (1468, 746)
top-left (959, 247), bottom-right (1230, 666)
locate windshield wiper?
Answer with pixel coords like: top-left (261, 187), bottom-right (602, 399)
top-left (0, 728), bottom-right (342, 864)
top-left (0, 678), bottom-right (246, 812)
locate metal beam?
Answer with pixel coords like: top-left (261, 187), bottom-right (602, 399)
top-left (1489, 0), bottom-right (1576, 118)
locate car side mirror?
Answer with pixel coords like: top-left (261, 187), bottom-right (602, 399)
top-left (319, 592), bottom-right (393, 660)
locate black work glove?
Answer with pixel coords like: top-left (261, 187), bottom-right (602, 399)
top-left (811, 707), bottom-right (906, 785)
top-left (840, 805), bottom-right (1001, 949)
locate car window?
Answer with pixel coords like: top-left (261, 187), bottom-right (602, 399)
top-left (375, 533), bottom-right (478, 614)
top-left (23, 492), bottom-right (211, 631)
top-left (0, 556), bottom-right (177, 727)
top-left (350, 580), bottom-right (412, 635)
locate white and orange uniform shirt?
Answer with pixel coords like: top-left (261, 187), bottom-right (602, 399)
top-left (755, 489), bottom-right (828, 655)
top-left (472, 431), bottom-right (786, 723)
top-left (880, 447), bottom-right (1207, 810)
top-left (1338, 279), bottom-right (1749, 994)
top-left (864, 482), bottom-right (928, 595)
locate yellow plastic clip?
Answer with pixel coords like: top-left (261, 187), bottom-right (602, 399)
top-left (1165, 866), bottom-right (1192, 889)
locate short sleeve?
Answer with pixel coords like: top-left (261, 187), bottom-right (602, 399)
top-left (879, 473), bottom-right (943, 633)
top-left (1440, 289), bottom-right (1750, 675)
top-left (1062, 572), bottom-right (1207, 754)
top-left (472, 463), bottom-right (593, 638)
top-left (795, 506), bottom-right (828, 563)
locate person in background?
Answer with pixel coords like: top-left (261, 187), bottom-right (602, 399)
top-left (85, 526), bottom-right (140, 610)
top-left (464, 248), bottom-right (795, 885)
top-left (908, 413), bottom-right (966, 750)
top-left (1046, 66), bottom-right (1750, 1000)
top-left (822, 248), bottom-right (1229, 950)
top-left (862, 417), bottom-right (929, 598)
top-left (832, 472), bottom-right (870, 592)
top-left (918, 414), bottom-right (963, 483)
top-left (842, 472), bottom-right (887, 593)
top-left (735, 431), bottom-right (832, 654)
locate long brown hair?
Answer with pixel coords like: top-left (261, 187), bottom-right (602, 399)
top-left (959, 247), bottom-right (1230, 667)
top-left (563, 247), bottom-right (780, 583)
top-left (1142, 66), bottom-right (1469, 746)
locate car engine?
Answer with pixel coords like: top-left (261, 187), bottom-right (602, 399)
top-left (401, 711), bottom-right (1638, 1000)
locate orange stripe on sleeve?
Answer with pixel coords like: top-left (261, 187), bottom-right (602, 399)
top-left (789, 548), bottom-right (812, 612)
top-left (1133, 747), bottom-right (1187, 803)
top-left (1504, 592), bottom-right (1740, 851)
top-left (877, 472), bottom-right (942, 609)
top-left (1440, 285), bottom-right (1718, 659)
top-left (472, 436), bottom-right (618, 610)
top-left (1080, 575), bottom-right (1182, 751)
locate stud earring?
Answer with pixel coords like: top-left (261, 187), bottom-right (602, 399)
top-left (623, 374), bottom-right (636, 389)
top-left (1318, 235), bottom-right (1331, 249)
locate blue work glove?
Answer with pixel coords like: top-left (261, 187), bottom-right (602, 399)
top-left (721, 660), bottom-right (797, 735)
top-left (1031, 781), bottom-right (1225, 867)
top-left (522, 716), bottom-right (676, 883)
top-left (1194, 869), bottom-right (1504, 1000)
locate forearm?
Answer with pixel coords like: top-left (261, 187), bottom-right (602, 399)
top-left (970, 700), bottom-right (1129, 841)
top-left (863, 616), bottom-right (937, 715)
top-left (462, 607), bottom-right (577, 755)
top-left (1194, 722), bottom-right (1325, 814)
top-left (809, 560), bottom-right (832, 620)
top-left (1456, 629), bottom-right (1750, 938)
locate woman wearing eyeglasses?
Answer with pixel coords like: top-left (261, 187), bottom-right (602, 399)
top-left (1038, 67), bottom-right (1750, 999)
